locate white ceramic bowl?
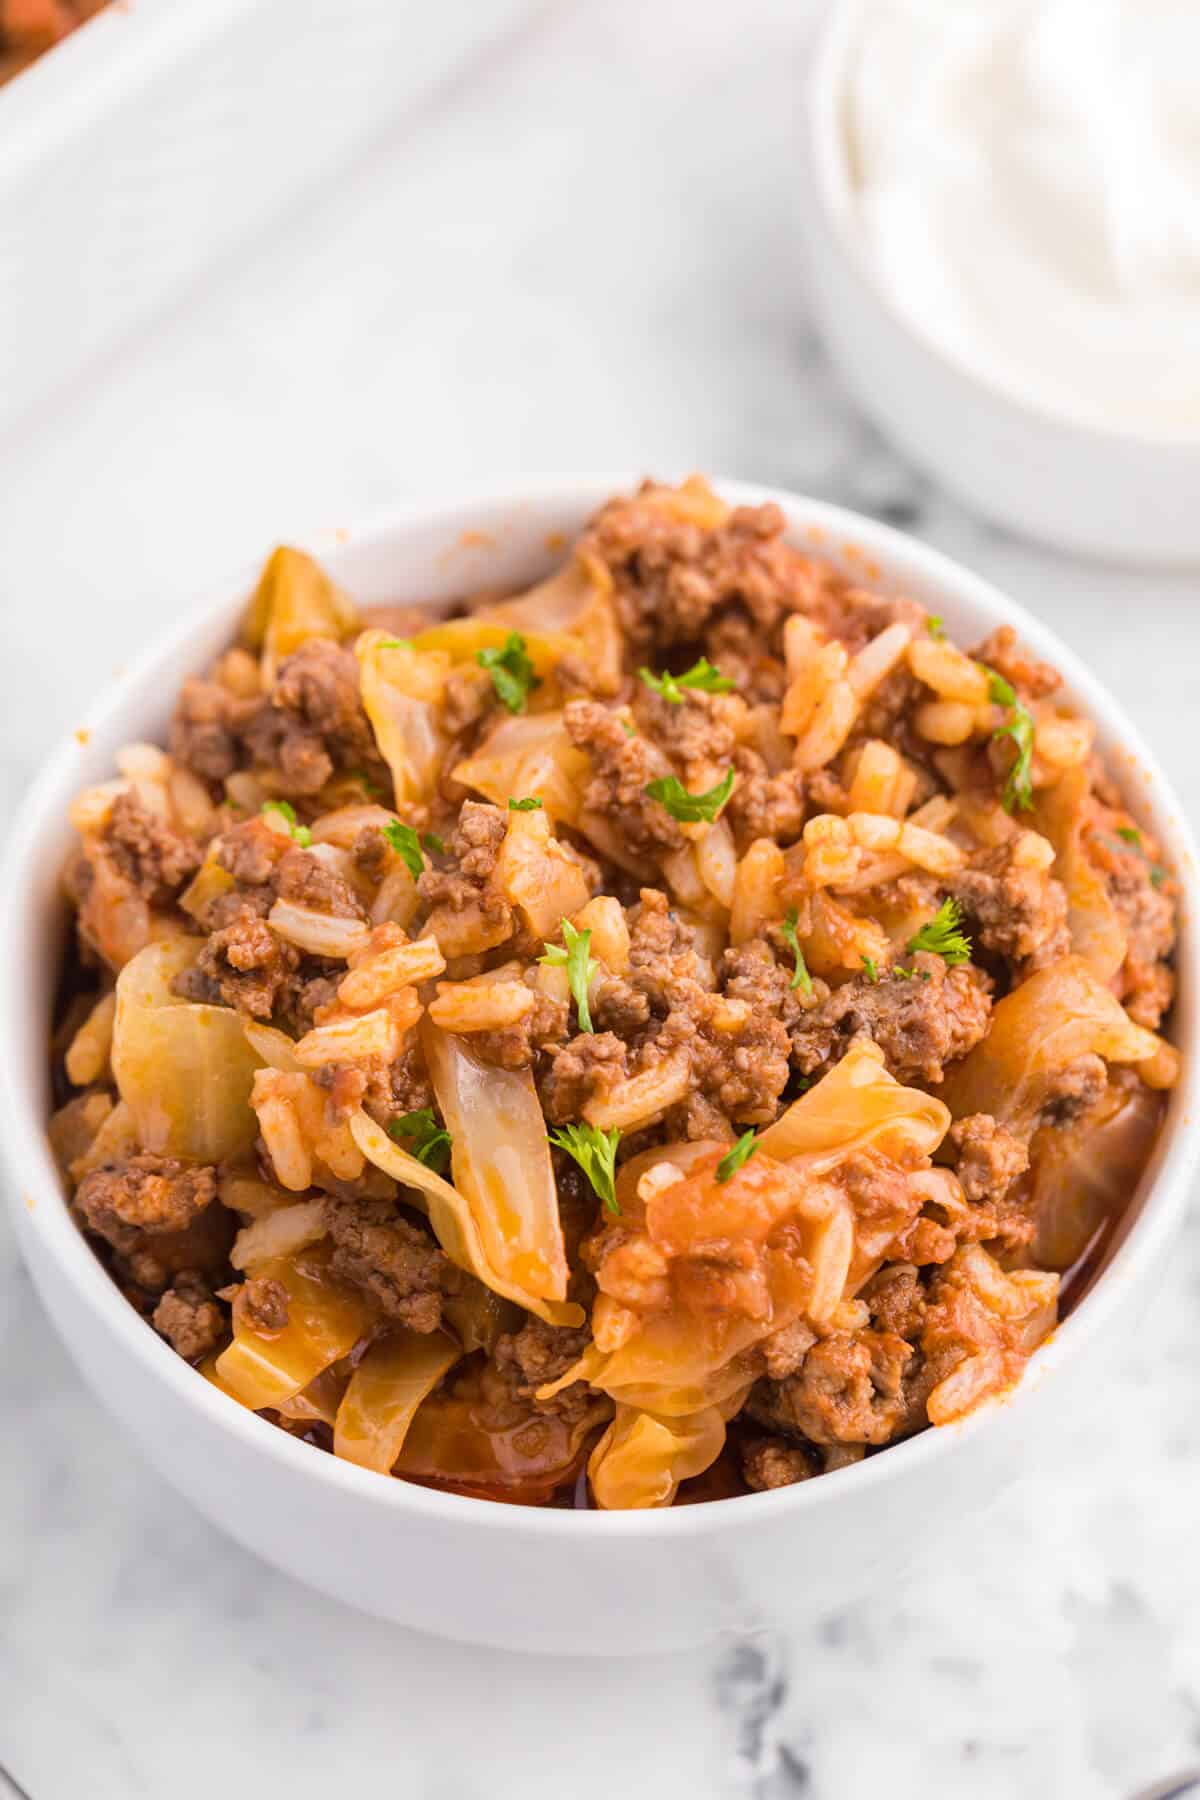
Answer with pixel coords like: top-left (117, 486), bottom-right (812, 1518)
top-left (798, 1), bottom-right (1200, 566)
top-left (3, 479), bottom-right (1197, 1656)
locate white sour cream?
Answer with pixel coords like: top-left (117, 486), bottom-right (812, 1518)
top-left (842, 0), bottom-right (1200, 438)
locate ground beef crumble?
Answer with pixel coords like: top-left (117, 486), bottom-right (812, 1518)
top-left (789, 952), bottom-right (991, 1085)
top-left (324, 1195), bottom-right (458, 1332)
top-left (152, 1272), bottom-right (226, 1360)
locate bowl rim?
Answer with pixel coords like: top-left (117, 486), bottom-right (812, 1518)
top-left (804, 0), bottom-right (1200, 455)
top-left (4, 472), bottom-right (1198, 1541)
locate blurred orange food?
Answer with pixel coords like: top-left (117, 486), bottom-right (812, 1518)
top-left (0, 0), bottom-right (107, 85)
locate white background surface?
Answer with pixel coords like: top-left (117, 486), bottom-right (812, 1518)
top-left (2, 3), bottom-right (1199, 1796)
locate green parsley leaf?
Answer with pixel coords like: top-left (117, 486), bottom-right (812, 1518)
top-left (892, 965), bottom-right (913, 980)
top-left (906, 897), bottom-right (973, 966)
top-left (382, 818), bottom-right (425, 881)
top-left (862, 956), bottom-right (879, 983)
top-left (644, 767), bottom-right (735, 824)
top-left (477, 631), bottom-right (540, 714)
top-left (422, 832), bottom-right (445, 856)
top-left (346, 769), bottom-right (383, 798)
top-left (638, 657), bottom-right (736, 705)
top-left (926, 615), bottom-right (946, 640)
top-left (779, 908), bottom-right (814, 996)
top-left (538, 919), bottom-right (598, 1033)
top-left (387, 1107), bottom-right (452, 1174)
top-left (716, 1130), bottom-right (759, 1184)
top-left (986, 669), bottom-right (1035, 812)
top-left (548, 1121), bottom-right (621, 1215)
top-left (508, 796), bottom-right (543, 812)
top-left (1107, 825), bottom-right (1168, 888)
top-left (377, 637), bottom-right (410, 650)
top-left (262, 799), bottom-right (312, 847)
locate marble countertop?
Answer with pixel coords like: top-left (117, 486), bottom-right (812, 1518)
top-left (2, 3), bottom-right (1199, 1796)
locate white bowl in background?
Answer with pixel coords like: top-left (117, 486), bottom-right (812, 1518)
top-left (2, 479), bottom-right (1197, 1655)
top-left (798, 1), bottom-right (1200, 566)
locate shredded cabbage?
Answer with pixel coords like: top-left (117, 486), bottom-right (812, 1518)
top-left (349, 1091), bottom-right (582, 1327)
top-left (588, 1397), bottom-right (746, 1510)
top-left (355, 628), bottom-right (445, 807)
top-left (214, 1247), bottom-right (371, 1410)
top-left (112, 939), bottom-right (264, 1161)
top-left (939, 954), bottom-right (1161, 1129)
top-left (242, 545), bottom-right (359, 678)
top-left (333, 1329), bottom-right (460, 1473)
top-left (758, 1038), bottom-right (950, 1164)
top-left (453, 711), bottom-right (590, 825)
top-left (1034, 768), bottom-right (1127, 980)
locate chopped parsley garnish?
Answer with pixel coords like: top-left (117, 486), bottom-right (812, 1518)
top-left (422, 832), bottom-right (446, 856)
top-left (779, 908), bottom-right (814, 996)
top-left (388, 1107), bottom-right (452, 1174)
top-left (716, 1131), bottom-right (759, 1184)
top-left (1108, 826), bottom-right (1167, 888)
top-left (508, 796), bottom-right (543, 811)
top-left (346, 769), bottom-right (383, 798)
top-left (892, 965), bottom-right (913, 980)
top-left (644, 767), bottom-right (735, 824)
top-left (538, 919), bottom-right (598, 1033)
top-left (619, 718), bottom-right (637, 737)
top-left (926, 615), bottom-right (946, 640)
top-left (638, 657), bottom-right (735, 705)
top-left (477, 631), bottom-right (540, 714)
top-left (548, 1122), bottom-right (621, 1215)
top-left (906, 897), bottom-right (972, 966)
top-left (862, 956), bottom-right (879, 983)
top-left (377, 637), bottom-right (409, 650)
top-left (261, 799), bottom-right (312, 847)
top-left (986, 669), bottom-right (1035, 813)
top-left (382, 818), bottom-right (425, 880)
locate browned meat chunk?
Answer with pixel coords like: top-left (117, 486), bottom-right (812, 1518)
top-left (273, 845), bottom-right (365, 918)
top-left (175, 910), bottom-right (299, 1019)
top-left (749, 1329), bottom-right (917, 1447)
top-left (724, 746), bottom-right (807, 847)
top-left (952, 841), bottom-right (1070, 972)
top-left (491, 1318), bottom-right (591, 1394)
top-left (152, 1272), bottom-right (226, 1360)
top-left (417, 799), bottom-right (513, 950)
top-left (467, 978), bottom-right (570, 1072)
top-left (862, 1262), bottom-right (927, 1340)
top-left (950, 1114), bottom-right (1029, 1202)
top-left (102, 792), bottom-right (202, 904)
top-left (75, 1154), bottom-right (232, 1291)
top-left (627, 888), bottom-right (716, 1008)
top-left (721, 938), bottom-right (807, 1038)
top-left (741, 1437), bottom-right (815, 1491)
top-left (324, 1195), bottom-right (456, 1331)
top-left (632, 686), bottom-right (743, 781)
top-left (541, 1031), bottom-right (628, 1123)
top-left (241, 640), bottom-right (381, 796)
top-left (169, 677), bottom-right (249, 783)
top-left (564, 699), bottom-right (685, 861)
top-left (243, 1275), bottom-right (290, 1333)
top-left (76, 1155), bottom-right (218, 1248)
top-left (790, 953), bottom-right (991, 1085)
top-left (581, 485), bottom-right (823, 657)
top-left (1085, 829), bottom-right (1176, 1029)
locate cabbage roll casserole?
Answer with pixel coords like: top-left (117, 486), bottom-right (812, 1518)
top-left (49, 479), bottom-right (1180, 1508)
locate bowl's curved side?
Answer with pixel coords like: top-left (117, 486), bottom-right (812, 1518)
top-left (3, 478), bottom-right (1196, 1652)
